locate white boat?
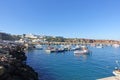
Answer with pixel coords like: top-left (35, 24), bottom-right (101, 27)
top-left (74, 46), bottom-right (90, 54)
top-left (71, 45), bottom-right (81, 51)
top-left (96, 46), bottom-right (103, 48)
top-left (34, 44), bottom-right (43, 50)
top-left (63, 45), bottom-right (71, 51)
top-left (45, 49), bottom-right (56, 53)
top-left (112, 44), bottom-right (120, 48)
top-left (113, 60), bottom-right (120, 77)
top-left (45, 46), bottom-right (57, 53)
top-left (113, 70), bottom-right (120, 76)
top-left (91, 44), bottom-right (96, 47)
top-left (74, 50), bottom-right (89, 54)
top-left (96, 44), bottom-right (103, 48)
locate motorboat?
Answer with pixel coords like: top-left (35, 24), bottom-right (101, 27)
top-left (45, 46), bottom-right (57, 53)
top-left (74, 46), bottom-right (90, 54)
top-left (74, 49), bottom-right (89, 54)
top-left (62, 45), bottom-right (71, 51)
top-left (96, 44), bottom-right (103, 48)
top-left (112, 44), bottom-right (120, 48)
top-left (96, 46), bottom-right (103, 48)
top-left (71, 45), bottom-right (81, 51)
top-left (34, 44), bottom-right (43, 50)
top-left (113, 60), bottom-right (120, 77)
top-left (113, 70), bottom-right (120, 76)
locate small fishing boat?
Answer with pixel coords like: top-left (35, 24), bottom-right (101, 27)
top-left (113, 70), bottom-right (120, 76)
top-left (45, 46), bottom-right (57, 53)
top-left (62, 45), bottom-right (71, 51)
top-left (96, 44), bottom-right (103, 48)
top-left (96, 46), bottom-right (103, 48)
top-left (34, 44), bottom-right (43, 50)
top-left (112, 44), bottom-right (120, 48)
top-left (113, 60), bottom-right (120, 77)
top-left (74, 46), bottom-right (90, 54)
top-left (71, 45), bottom-right (81, 51)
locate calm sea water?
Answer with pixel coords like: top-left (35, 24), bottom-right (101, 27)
top-left (26, 46), bottom-right (120, 80)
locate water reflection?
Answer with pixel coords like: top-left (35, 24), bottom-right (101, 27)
top-left (26, 46), bottom-right (120, 80)
top-left (74, 53), bottom-right (92, 60)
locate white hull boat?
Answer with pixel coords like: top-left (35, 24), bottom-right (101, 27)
top-left (74, 50), bottom-right (89, 54)
top-left (113, 60), bottom-right (120, 77)
top-left (113, 70), bottom-right (120, 77)
top-left (35, 44), bottom-right (43, 50)
top-left (74, 46), bottom-right (90, 54)
top-left (112, 44), bottom-right (120, 48)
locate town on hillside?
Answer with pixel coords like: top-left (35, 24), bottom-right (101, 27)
top-left (0, 32), bottom-right (120, 45)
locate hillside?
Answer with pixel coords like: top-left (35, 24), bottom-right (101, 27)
top-left (0, 32), bottom-right (20, 40)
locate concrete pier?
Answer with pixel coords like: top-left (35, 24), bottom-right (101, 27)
top-left (98, 76), bottom-right (120, 80)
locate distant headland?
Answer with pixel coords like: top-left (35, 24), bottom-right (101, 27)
top-left (0, 32), bottom-right (120, 44)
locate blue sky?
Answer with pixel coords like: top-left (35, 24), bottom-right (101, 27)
top-left (0, 0), bottom-right (120, 40)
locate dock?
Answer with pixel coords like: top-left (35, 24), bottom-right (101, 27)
top-left (98, 76), bottom-right (120, 80)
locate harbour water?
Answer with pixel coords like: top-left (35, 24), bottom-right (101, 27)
top-left (26, 46), bottom-right (120, 80)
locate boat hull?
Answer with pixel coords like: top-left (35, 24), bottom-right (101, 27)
top-left (74, 50), bottom-right (89, 54)
top-left (113, 70), bottom-right (120, 76)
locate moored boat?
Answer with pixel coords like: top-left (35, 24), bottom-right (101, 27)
top-left (74, 46), bottom-right (90, 54)
top-left (112, 44), bottom-right (120, 48)
top-left (34, 44), bottom-right (43, 50)
top-left (113, 60), bottom-right (120, 77)
top-left (96, 46), bottom-right (103, 48)
top-left (96, 44), bottom-right (103, 48)
top-left (113, 70), bottom-right (120, 76)
top-left (45, 46), bottom-right (57, 53)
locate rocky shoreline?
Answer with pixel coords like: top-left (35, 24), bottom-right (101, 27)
top-left (0, 42), bottom-right (38, 80)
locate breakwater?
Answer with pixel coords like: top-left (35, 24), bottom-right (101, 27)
top-left (0, 43), bottom-right (38, 80)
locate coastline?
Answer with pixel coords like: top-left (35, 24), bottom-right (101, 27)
top-left (0, 42), bottom-right (38, 80)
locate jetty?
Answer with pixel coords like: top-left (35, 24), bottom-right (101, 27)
top-left (98, 76), bottom-right (120, 80)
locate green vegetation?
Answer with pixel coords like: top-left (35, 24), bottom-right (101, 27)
top-left (46, 36), bottom-right (65, 42)
top-left (0, 32), bottom-right (119, 44)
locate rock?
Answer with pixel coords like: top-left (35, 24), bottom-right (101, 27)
top-left (0, 43), bottom-right (39, 80)
top-left (0, 66), bottom-right (6, 76)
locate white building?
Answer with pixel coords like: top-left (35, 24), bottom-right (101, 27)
top-left (25, 34), bottom-right (37, 39)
